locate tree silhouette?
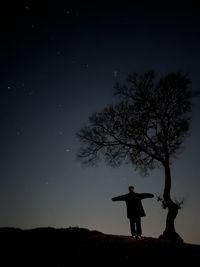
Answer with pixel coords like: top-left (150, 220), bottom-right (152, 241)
top-left (77, 71), bottom-right (199, 242)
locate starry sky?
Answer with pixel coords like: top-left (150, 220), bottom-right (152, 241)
top-left (0, 1), bottom-right (200, 244)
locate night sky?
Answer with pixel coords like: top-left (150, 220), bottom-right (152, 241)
top-left (1, 1), bottom-right (200, 244)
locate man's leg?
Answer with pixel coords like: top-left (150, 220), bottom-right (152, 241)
top-left (135, 217), bottom-right (142, 237)
top-left (129, 218), bottom-right (136, 237)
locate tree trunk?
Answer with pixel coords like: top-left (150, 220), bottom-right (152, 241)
top-left (159, 163), bottom-right (183, 243)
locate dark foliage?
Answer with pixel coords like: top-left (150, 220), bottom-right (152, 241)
top-left (77, 71), bottom-right (196, 173)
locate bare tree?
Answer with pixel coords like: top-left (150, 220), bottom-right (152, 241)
top-left (77, 71), bottom-right (199, 242)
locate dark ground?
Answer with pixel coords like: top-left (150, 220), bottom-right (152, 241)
top-left (0, 227), bottom-right (199, 266)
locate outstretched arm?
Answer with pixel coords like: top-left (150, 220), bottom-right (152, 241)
top-left (139, 193), bottom-right (154, 200)
top-left (112, 194), bottom-right (127, 201)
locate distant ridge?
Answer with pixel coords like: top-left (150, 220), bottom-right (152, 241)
top-left (0, 227), bottom-right (199, 266)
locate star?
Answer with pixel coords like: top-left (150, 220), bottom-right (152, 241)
top-left (25, 6), bottom-right (30, 11)
top-left (113, 70), bottom-right (118, 78)
top-left (56, 51), bottom-right (62, 56)
top-left (82, 63), bottom-right (89, 69)
top-left (28, 90), bottom-right (35, 96)
top-left (57, 104), bottom-right (64, 112)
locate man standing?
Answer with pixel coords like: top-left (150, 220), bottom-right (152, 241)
top-left (112, 186), bottom-right (154, 238)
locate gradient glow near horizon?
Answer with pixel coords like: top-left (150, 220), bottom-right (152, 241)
top-left (0, 2), bottom-right (200, 244)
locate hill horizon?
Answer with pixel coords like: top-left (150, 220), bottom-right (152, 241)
top-left (1, 225), bottom-right (199, 245)
top-left (1, 226), bottom-right (199, 266)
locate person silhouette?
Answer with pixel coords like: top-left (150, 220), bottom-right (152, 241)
top-left (112, 186), bottom-right (154, 238)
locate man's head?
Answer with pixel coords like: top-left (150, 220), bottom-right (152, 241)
top-left (128, 186), bottom-right (134, 192)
